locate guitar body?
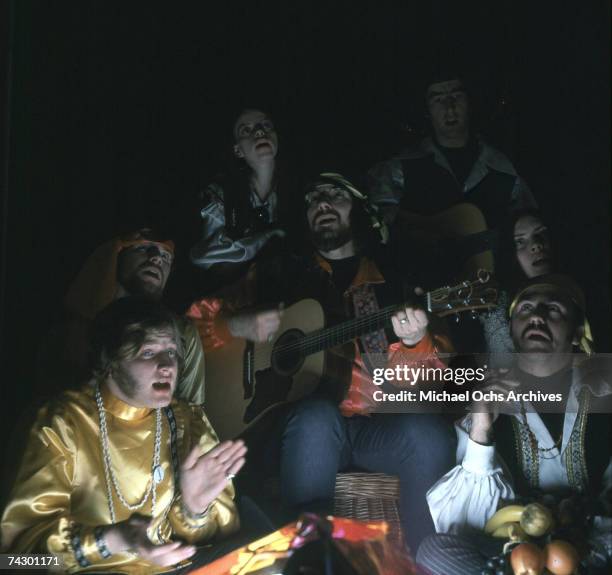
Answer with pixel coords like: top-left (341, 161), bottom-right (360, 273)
top-left (202, 266), bottom-right (497, 441)
top-left (398, 203), bottom-right (495, 276)
top-left (253, 299), bottom-right (326, 401)
top-left (204, 299), bottom-right (326, 440)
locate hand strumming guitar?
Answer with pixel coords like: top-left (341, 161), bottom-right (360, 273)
top-left (227, 306), bottom-right (283, 342)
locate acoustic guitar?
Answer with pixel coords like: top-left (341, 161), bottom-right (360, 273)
top-left (204, 270), bottom-right (497, 440)
top-left (396, 202), bottom-right (497, 277)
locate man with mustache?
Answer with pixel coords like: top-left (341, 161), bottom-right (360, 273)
top-left (36, 229), bottom-right (206, 405)
top-left (417, 275), bottom-right (611, 574)
top-left (189, 172), bottom-right (456, 554)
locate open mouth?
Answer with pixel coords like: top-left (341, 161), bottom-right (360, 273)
top-left (141, 267), bottom-right (162, 281)
top-left (152, 381), bottom-right (172, 392)
top-left (532, 257), bottom-right (550, 267)
top-left (316, 215), bottom-right (338, 226)
top-left (525, 328), bottom-right (551, 342)
top-left (255, 140), bottom-right (272, 150)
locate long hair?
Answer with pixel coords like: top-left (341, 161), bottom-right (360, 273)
top-left (218, 106), bottom-right (298, 242)
top-left (496, 208), bottom-right (558, 295)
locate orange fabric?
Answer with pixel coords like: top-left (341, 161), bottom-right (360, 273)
top-left (330, 256), bottom-right (452, 417)
top-left (315, 253), bottom-right (386, 288)
top-left (187, 298), bottom-right (235, 351)
top-left (186, 263), bottom-right (259, 352)
top-left (339, 332), bottom-right (453, 417)
top-left (194, 516), bottom-right (415, 575)
top-left (63, 231), bottom-right (174, 320)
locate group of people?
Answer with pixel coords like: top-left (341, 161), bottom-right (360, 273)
top-left (1, 72), bottom-right (610, 574)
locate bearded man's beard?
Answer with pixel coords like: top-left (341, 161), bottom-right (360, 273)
top-left (120, 270), bottom-right (164, 301)
top-left (310, 224), bottom-right (352, 252)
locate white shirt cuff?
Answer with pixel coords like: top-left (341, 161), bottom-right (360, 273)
top-left (462, 437), bottom-right (497, 475)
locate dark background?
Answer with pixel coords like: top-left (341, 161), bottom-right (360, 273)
top-left (0, 1), bottom-right (610, 454)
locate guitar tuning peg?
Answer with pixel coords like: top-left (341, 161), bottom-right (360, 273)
top-left (454, 314), bottom-right (461, 324)
top-left (470, 310), bottom-right (479, 320)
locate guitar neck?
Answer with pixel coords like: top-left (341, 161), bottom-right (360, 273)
top-left (300, 301), bottom-right (420, 357)
top-left (274, 271), bottom-right (495, 360)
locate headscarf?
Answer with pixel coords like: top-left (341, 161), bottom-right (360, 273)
top-left (509, 273), bottom-right (594, 355)
top-left (64, 229), bottom-right (174, 320)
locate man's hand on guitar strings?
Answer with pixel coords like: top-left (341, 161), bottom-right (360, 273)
top-left (227, 306), bottom-right (283, 343)
top-left (391, 306), bottom-right (429, 347)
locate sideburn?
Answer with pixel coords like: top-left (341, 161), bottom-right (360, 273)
top-left (111, 363), bottom-right (138, 399)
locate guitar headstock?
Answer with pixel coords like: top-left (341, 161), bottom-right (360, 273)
top-left (426, 269), bottom-right (498, 317)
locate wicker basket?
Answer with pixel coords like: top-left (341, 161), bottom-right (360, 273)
top-left (333, 472), bottom-right (404, 547)
top-left (263, 472), bottom-right (404, 547)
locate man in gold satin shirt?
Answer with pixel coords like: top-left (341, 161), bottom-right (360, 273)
top-left (2, 297), bottom-right (248, 574)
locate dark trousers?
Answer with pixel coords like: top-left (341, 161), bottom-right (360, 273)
top-left (245, 397), bottom-right (456, 554)
top-left (416, 532), bottom-right (504, 575)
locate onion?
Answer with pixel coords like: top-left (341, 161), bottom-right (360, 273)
top-left (510, 542), bottom-right (545, 575)
top-left (544, 540), bottom-right (580, 575)
top-left (520, 502), bottom-right (554, 537)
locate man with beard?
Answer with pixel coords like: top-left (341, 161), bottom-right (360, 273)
top-left (36, 229), bottom-right (206, 405)
top-left (188, 172), bottom-right (456, 554)
top-left (417, 275), bottom-right (611, 574)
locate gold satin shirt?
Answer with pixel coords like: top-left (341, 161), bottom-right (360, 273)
top-left (1, 384), bottom-right (239, 574)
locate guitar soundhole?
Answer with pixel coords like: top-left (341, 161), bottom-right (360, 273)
top-left (271, 329), bottom-right (305, 377)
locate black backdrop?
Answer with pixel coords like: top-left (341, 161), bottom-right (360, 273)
top-left (0, 1), bottom-right (610, 454)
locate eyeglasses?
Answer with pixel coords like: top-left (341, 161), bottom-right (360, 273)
top-left (132, 244), bottom-right (174, 264)
top-left (304, 188), bottom-right (352, 207)
top-left (236, 120), bottom-right (275, 139)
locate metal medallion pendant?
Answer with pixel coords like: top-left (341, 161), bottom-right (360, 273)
top-left (153, 465), bottom-right (164, 484)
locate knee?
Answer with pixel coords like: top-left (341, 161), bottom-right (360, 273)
top-left (407, 414), bottom-right (455, 458)
top-left (285, 397), bottom-right (344, 440)
top-left (393, 414), bottom-right (454, 450)
top-left (391, 415), bottom-right (455, 477)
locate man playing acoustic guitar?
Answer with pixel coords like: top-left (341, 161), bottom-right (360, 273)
top-left (188, 172), bottom-right (458, 553)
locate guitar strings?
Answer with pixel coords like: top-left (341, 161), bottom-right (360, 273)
top-left (272, 305), bottom-right (395, 356)
top-left (271, 280), bottom-right (488, 358)
top-left (272, 286), bottom-right (461, 356)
